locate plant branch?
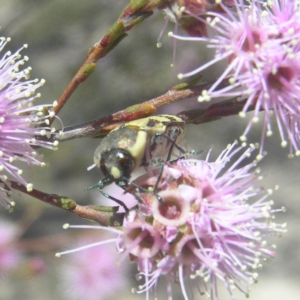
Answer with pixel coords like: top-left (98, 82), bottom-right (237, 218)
top-left (9, 181), bottom-right (125, 227)
top-left (50, 0), bottom-right (169, 124)
top-left (177, 97), bottom-right (256, 124)
top-left (54, 78), bottom-right (232, 142)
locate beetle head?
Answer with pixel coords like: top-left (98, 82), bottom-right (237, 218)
top-left (99, 149), bottom-right (136, 185)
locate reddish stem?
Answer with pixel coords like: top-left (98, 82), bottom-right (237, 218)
top-left (55, 78), bottom-right (232, 142)
top-left (9, 181), bottom-right (125, 227)
top-left (50, 0), bottom-right (168, 123)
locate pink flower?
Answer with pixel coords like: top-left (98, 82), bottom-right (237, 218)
top-left (57, 143), bottom-right (285, 300)
top-left (118, 142), bottom-right (286, 299)
top-left (0, 219), bottom-right (22, 276)
top-left (161, 0), bottom-right (235, 38)
top-left (59, 235), bottom-right (129, 300)
top-left (0, 37), bottom-right (59, 207)
top-left (170, 0), bottom-right (300, 156)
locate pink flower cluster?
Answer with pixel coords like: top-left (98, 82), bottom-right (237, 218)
top-left (0, 37), bottom-right (59, 207)
top-left (161, 0), bottom-right (235, 38)
top-left (0, 219), bottom-right (22, 276)
top-left (58, 144), bottom-right (285, 300)
top-left (116, 143), bottom-right (286, 300)
top-left (59, 235), bottom-right (129, 300)
top-left (171, 0), bottom-right (300, 156)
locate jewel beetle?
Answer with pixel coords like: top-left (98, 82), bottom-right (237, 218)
top-left (89, 114), bottom-right (185, 191)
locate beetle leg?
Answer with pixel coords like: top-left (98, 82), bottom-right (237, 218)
top-left (128, 180), bottom-right (163, 204)
top-left (99, 191), bottom-right (130, 212)
top-left (153, 131), bottom-right (186, 161)
top-left (86, 176), bottom-right (112, 191)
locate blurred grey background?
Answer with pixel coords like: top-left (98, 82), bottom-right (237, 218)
top-left (0, 1), bottom-right (299, 299)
